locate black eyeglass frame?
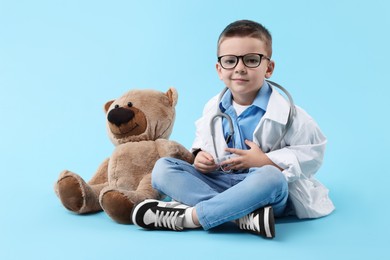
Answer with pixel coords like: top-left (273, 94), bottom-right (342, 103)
top-left (217, 53), bottom-right (271, 69)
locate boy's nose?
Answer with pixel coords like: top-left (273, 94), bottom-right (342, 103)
top-left (235, 59), bottom-right (247, 73)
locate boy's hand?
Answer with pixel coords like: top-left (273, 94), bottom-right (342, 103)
top-left (194, 151), bottom-right (219, 173)
top-left (222, 140), bottom-right (282, 171)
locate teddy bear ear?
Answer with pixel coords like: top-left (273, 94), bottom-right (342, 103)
top-left (166, 87), bottom-right (178, 107)
top-left (104, 100), bottom-right (115, 113)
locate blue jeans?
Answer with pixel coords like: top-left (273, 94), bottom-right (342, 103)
top-left (151, 157), bottom-right (289, 230)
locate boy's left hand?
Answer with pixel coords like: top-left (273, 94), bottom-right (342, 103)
top-left (222, 140), bottom-right (281, 171)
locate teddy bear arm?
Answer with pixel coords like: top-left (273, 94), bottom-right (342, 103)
top-left (155, 139), bottom-right (194, 164)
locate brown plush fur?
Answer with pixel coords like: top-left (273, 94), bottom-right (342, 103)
top-left (54, 88), bottom-right (194, 224)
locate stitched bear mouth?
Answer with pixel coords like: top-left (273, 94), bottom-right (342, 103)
top-left (110, 121), bottom-right (144, 137)
top-left (118, 123), bottom-right (139, 134)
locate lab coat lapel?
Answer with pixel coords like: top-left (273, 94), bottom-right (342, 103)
top-left (263, 85), bottom-right (291, 125)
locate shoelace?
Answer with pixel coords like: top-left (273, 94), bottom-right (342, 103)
top-left (239, 213), bottom-right (260, 232)
top-left (155, 209), bottom-right (183, 231)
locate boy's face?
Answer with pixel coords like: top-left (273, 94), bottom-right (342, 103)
top-left (216, 37), bottom-right (275, 105)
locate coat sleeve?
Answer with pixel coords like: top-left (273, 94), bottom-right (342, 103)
top-left (266, 116), bottom-right (327, 183)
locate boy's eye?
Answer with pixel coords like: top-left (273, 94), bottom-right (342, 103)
top-left (222, 56), bottom-right (237, 65)
top-left (223, 58), bottom-right (236, 65)
top-left (244, 56), bottom-right (260, 65)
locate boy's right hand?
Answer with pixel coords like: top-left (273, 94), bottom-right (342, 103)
top-left (194, 151), bottom-right (219, 173)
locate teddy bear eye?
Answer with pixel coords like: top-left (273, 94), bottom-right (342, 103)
top-left (127, 102), bottom-right (133, 107)
top-left (114, 104), bottom-right (119, 109)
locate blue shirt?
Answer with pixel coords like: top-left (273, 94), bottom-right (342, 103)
top-left (219, 81), bottom-right (272, 150)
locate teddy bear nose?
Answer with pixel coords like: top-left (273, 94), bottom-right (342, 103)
top-left (107, 107), bottom-right (135, 127)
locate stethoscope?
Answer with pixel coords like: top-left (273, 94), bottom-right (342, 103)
top-left (210, 79), bottom-right (297, 160)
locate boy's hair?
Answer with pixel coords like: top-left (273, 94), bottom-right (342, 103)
top-left (217, 20), bottom-right (272, 57)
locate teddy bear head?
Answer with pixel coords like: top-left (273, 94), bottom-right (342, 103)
top-left (104, 88), bottom-right (178, 145)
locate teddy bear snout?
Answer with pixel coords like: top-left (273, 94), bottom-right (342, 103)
top-left (107, 107), bottom-right (135, 127)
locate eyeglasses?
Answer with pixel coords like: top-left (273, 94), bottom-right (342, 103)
top-left (217, 53), bottom-right (270, 69)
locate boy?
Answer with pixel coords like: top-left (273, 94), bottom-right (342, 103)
top-left (131, 20), bottom-right (335, 238)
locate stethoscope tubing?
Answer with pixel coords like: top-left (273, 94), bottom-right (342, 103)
top-left (210, 80), bottom-right (296, 159)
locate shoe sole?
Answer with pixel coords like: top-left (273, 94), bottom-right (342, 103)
top-left (263, 206), bottom-right (275, 238)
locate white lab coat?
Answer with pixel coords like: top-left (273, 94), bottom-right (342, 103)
top-left (191, 86), bottom-right (335, 219)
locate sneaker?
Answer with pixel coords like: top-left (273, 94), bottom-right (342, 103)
top-left (131, 199), bottom-right (188, 231)
top-left (236, 206), bottom-right (275, 238)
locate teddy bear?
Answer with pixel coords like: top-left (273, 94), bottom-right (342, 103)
top-left (54, 87), bottom-right (194, 224)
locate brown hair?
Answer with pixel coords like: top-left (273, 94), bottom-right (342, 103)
top-left (217, 20), bottom-right (272, 57)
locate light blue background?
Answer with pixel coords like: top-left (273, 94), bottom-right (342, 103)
top-left (1, 0), bottom-right (389, 259)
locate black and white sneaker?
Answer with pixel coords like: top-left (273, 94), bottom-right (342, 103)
top-left (131, 199), bottom-right (188, 231)
top-left (236, 206), bottom-right (275, 238)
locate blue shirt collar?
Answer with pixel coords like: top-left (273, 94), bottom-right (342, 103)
top-left (219, 80), bottom-right (271, 112)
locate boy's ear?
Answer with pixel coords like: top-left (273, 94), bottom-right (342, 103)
top-left (265, 60), bottom-right (275, 78)
top-left (216, 63), bottom-right (223, 80)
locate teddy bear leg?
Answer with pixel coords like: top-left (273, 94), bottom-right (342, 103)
top-left (55, 170), bottom-right (104, 214)
top-left (99, 174), bottom-right (162, 224)
top-left (99, 187), bottom-right (135, 224)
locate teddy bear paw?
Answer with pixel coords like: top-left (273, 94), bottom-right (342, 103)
top-left (99, 188), bottom-right (135, 224)
top-left (56, 171), bottom-right (101, 214)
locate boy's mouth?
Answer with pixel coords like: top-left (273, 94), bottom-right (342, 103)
top-left (232, 78), bottom-right (249, 82)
